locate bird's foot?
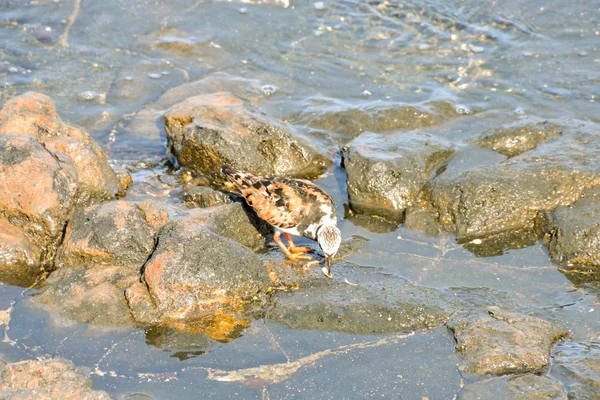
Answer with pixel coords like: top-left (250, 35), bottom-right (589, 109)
top-left (288, 245), bottom-right (314, 254)
top-left (286, 253), bottom-right (313, 262)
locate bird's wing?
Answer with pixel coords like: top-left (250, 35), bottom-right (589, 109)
top-left (239, 178), bottom-right (307, 229)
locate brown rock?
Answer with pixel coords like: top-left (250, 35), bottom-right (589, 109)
top-left (0, 92), bottom-right (123, 203)
top-left (0, 92), bottom-right (124, 283)
top-left (164, 92), bottom-right (329, 179)
top-left (0, 132), bottom-right (78, 281)
top-left (0, 358), bottom-right (111, 400)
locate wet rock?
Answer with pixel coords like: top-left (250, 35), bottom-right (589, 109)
top-left (164, 92), bottom-right (329, 179)
top-left (428, 121), bottom-right (600, 242)
top-left (343, 132), bottom-right (454, 220)
top-left (459, 374), bottom-right (567, 400)
top-left (473, 118), bottom-right (563, 157)
top-left (125, 209), bottom-right (271, 336)
top-left (266, 275), bottom-right (450, 334)
top-left (290, 98), bottom-right (459, 142)
top-left (552, 340), bottom-right (600, 399)
top-left (446, 306), bottom-right (568, 376)
top-left (0, 218), bottom-right (43, 286)
top-left (34, 265), bottom-right (138, 325)
top-left (0, 93), bottom-right (123, 283)
top-left (545, 186), bottom-right (600, 272)
top-left (184, 186), bottom-right (233, 208)
top-left (0, 358), bottom-right (111, 399)
top-left (57, 200), bottom-right (167, 271)
top-left (404, 205), bottom-right (441, 236)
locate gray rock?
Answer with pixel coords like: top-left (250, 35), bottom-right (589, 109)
top-left (473, 118), bottom-right (563, 157)
top-left (126, 210), bottom-right (271, 336)
top-left (428, 121), bottom-right (600, 242)
top-left (184, 186), bottom-right (233, 208)
top-left (164, 92), bottom-right (329, 179)
top-left (57, 200), bottom-right (168, 271)
top-left (552, 340), bottom-right (600, 400)
top-left (447, 306), bottom-right (568, 376)
top-left (459, 374), bottom-right (567, 400)
top-left (0, 358), bottom-right (111, 400)
top-left (343, 132), bottom-right (454, 220)
top-left (266, 276), bottom-right (450, 334)
top-left (545, 186), bottom-right (600, 272)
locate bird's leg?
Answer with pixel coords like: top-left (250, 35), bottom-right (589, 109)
top-left (274, 232), bottom-right (312, 262)
top-left (284, 233), bottom-right (314, 254)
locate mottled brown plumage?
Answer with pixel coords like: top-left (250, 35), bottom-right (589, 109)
top-left (221, 165), bottom-right (341, 278)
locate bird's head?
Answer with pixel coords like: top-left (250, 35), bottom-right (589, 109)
top-left (317, 223), bottom-right (341, 278)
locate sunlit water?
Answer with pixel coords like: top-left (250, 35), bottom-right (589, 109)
top-left (1, 0), bottom-right (599, 398)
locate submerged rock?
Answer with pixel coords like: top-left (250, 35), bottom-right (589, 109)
top-left (126, 207), bottom-right (271, 337)
top-left (35, 266), bottom-right (138, 325)
top-left (446, 306), bottom-right (568, 376)
top-left (0, 93), bottom-right (123, 284)
top-left (428, 121), bottom-right (600, 242)
top-left (164, 92), bottom-right (329, 179)
top-left (552, 340), bottom-right (600, 399)
top-left (290, 97), bottom-right (459, 142)
top-left (0, 358), bottom-right (111, 399)
top-left (266, 275), bottom-right (450, 334)
top-left (459, 374), bottom-right (567, 400)
top-left (473, 118), bottom-right (563, 157)
top-left (343, 132), bottom-right (454, 220)
top-left (545, 186), bottom-right (600, 272)
top-left (57, 200), bottom-right (167, 271)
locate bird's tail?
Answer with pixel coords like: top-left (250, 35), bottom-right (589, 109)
top-left (221, 164), bottom-right (257, 191)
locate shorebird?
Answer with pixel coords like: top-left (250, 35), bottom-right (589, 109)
top-left (221, 165), bottom-right (341, 278)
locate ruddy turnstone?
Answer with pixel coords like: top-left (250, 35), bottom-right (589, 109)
top-left (221, 165), bottom-right (341, 278)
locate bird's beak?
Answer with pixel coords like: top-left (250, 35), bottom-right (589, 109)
top-left (322, 255), bottom-right (333, 279)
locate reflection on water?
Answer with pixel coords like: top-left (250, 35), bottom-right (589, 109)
top-left (1, 0), bottom-right (599, 398)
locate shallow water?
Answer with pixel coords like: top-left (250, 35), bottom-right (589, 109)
top-left (1, 0), bottom-right (599, 398)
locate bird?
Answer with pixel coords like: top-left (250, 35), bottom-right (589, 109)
top-left (221, 165), bottom-right (341, 278)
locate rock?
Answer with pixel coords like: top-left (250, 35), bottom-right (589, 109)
top-left (473, 118), bottom-right (563, 157)
top-left (0, 92), bottom-right (123, 203)
top-left (184, 186), bottom-right (233, 208)
top-left (428, 121), bottom-right (600, 242)
top-left (459, 374), bottom-right (567, 400)
top-left (266, 276), bottom-right (450, 334)
top-left (290, 97), bottom-right (460, 142)
top-left (552, 340), bottom-right (600, 399)
top-left (57, 200), bottom-right (167, 271)
top-left (125, 209), bottom-right (271, 336)
top-left (545, 186), bottom-right (600, 272)
top-left (446, 306), bottom-right (568, 376)
top-left (0, 93), bottom-right (123, 283)
top-left (404, 205), bottom-right (442, 236)
top-left (34, 266), bottom-right (138, 325)
top-left (343, 132), bottom-right (454, 220)
top-left (0, 132), bottom-right (78, 281)
top-left (0, 358), bottom-right (111, 400)
top-left (192, 203), bottom-right (268, 250)
top-left (164, 92), bottom-right (329, 179)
